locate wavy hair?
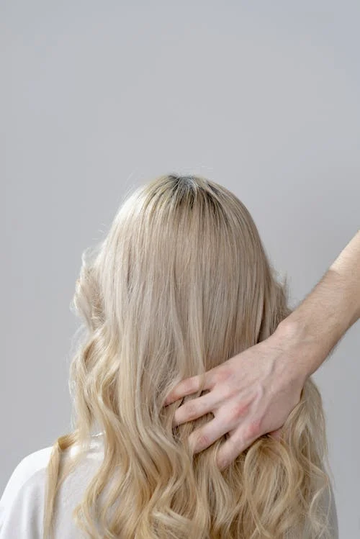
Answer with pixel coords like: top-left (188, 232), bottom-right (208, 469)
top-left (43, 174), bottom-right (334, 538)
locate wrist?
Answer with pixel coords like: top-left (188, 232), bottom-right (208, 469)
top-left (273, 315), bottom-right (326, 380)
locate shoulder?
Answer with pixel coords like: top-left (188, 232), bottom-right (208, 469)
top-left (1, 434), bottom-right (104, 507)
top-left (0, 446), bottom-right (53, 538)
top-left (0, 435), bottom-right (104, 538)
top-left (1, 446), bottom-right (53, 506)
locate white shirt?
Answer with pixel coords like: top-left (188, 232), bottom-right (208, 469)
top-left (0, 434), bottom-right (104, 538)
top-left (0, 433), bottom-right (339, 538)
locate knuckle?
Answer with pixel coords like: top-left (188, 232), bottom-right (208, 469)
top-left (216, 443), bottom-right (237, 470)
top-left (215, 367), bottom-right (231, 384)
top-left (189, 375), bottom-right (201, 391)
top-left (196, 432), bottom-right (211, 451)
top-left (217, 456), bottom-right (228, 470)
top-left (221, 382), bottom-right (235, 400)
top-left (230, 401), bottom-right (250, 421)
top-left (183, 378), bottom-right (196, 393)
top-left (172, 376), bottom-right (199, 401)
top-left (246, 418), bottom-right (263, 439)
top-left (184, 402), bottom-right (198, 420)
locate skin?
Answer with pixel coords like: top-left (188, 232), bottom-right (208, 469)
top-left (163, 230), bottom-right (360, 470)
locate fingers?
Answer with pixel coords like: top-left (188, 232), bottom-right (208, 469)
top-left (185, 417), bottom-right (282, 469)
top-left (172, 391), bottom-right (218, 427)
top-left (187, 416), bottom-right (231, 454)
top-left (268, 427), bottom-right (283, 441)
top-left (216, 421), bottom-right (283, 470)
top-left (215, 420), bottom-right (263, 470)
top-left (163, 371), bottom-right (216, 406)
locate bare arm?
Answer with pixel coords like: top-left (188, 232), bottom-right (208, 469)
top-left (164, 230), bottom-right (360, 469)
top-left (278, 229), bottom-right (360, 377)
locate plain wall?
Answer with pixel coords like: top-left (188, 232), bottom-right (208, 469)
top-left (2, 1), bottom-right (359, 536)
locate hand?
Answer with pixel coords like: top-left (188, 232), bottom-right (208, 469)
top-left (163, 324), bottom-right (308, 470)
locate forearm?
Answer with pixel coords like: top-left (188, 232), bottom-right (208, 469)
top-left (276, 230), bottom-right (360, 378)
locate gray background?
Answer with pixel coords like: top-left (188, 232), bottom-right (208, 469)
top-left (2, 1), bottom-right (359, 536)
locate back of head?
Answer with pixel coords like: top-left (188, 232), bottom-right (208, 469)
top-left (44, 174), bottom-right (332, 539)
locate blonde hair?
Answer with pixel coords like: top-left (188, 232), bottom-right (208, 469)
top-left (44, 174), bottom-right (333, 538)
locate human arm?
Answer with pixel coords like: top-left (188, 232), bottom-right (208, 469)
top-left (163, 230), bottom-right (360, 469)
top-left (278, 229), bottom-right (360, 378)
